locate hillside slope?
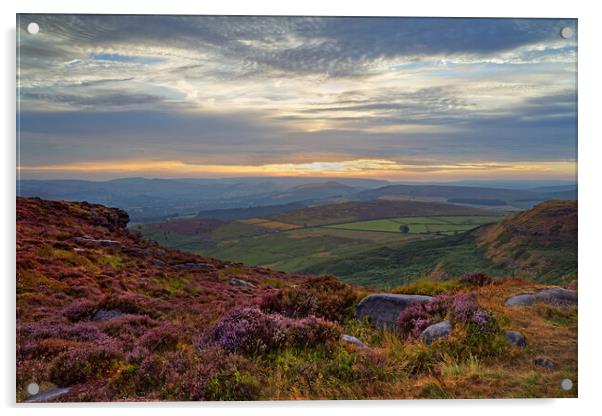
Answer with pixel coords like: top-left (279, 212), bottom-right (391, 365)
top-left (16, 197), bottom-right (300, 401)
top-left (473, 200), bottom-right (577, 283)
top-left (353, 184), bottom-right (576, 210)
top-left (306, 201), bottom-right (577, 287)
top-left (271, 199), bottom-right (492, 226)
top-left (16, 197), bottom-right (577, 401)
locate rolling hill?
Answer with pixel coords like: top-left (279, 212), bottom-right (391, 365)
top-left (305, 200), bottom-right (577, 287)
top-left (17, 177), bottom-right (388, 222)
top-left (139, 200), bottom-right (503, 275)
top-left (353, 184), bottom-right (576, 211)
top-left (271, 199), bottom-right (493, 226)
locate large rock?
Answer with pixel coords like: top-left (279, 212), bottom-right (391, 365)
top-left (506, 288), bottom-right (577, 307)
top-left (355, 293), bottom-right (432, 329)
top-left (421, 320), bottom-right (452, 345)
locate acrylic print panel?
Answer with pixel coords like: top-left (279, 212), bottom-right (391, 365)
top-left (16, 14), bottom-right (577, 402)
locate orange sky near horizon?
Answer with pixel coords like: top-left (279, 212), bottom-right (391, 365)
top-left (17, 158), bottom-right (577, 181)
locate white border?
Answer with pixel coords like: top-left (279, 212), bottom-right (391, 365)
top-left (3, 1), bottom-right (601, 414)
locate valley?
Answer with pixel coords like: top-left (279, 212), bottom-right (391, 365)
top-left (136, 199), bottom-right (504, 283)
top-left (137, 196), bottom-right (577, 288)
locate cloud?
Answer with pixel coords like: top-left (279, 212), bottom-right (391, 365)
top-left (16, 15), bottom-right (577, 180)
top-left (21, 90), bottom-right (165, 108)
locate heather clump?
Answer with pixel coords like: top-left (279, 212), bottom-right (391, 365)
top-left (208, 306), bottom-right (341, 355)
top-left (396, 293), bottom-right (450, 340)
top-left (138, 323), bottom-right (181, 353)
top-left (396, 290), bottom-right (503, 357)
top-left (290, 316), bottom-right (342, 348)
top-left (20, 321), bottom-right (110, 343)
top-left (208, 307), bottom-right (290, 354)
top-left (116, 348), bottom-right (260, 401)
top-left (458, 272), bottom-right (493, 287)
top-left (396, 303), bottom-right (434, 341)
top-left (99, 314), bottom-right (158, 341)
top-left (449, 291), bottom-right (498, 335)
top-left (97, 292), bottom-right (163, 317)
top-left (49, 344), bottom-right (123, 385)
top-left (62, 299), bottom-right (98, 322)
top-left (259, 275), bottom-right (357, 322)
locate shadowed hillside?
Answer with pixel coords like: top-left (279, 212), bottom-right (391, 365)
top-left (271, 199), bottom-right (492, 226)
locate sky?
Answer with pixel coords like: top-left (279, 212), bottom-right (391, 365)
top-left (17, 15), bottom-right (577, 181)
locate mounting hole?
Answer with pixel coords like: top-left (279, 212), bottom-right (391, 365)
top-left (26, 382), bottom-right (39, 396)
top-left (560, 26), bottom-right (573, 39)
top-left (560, 378), bottom-right (573, 391)
top-left (27, 22), bottom-right (40, 35)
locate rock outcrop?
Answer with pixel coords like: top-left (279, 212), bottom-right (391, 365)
top-left (356, 293), bottom-right (432, 329)
top-left (506, 288), bottom-right (577, 307)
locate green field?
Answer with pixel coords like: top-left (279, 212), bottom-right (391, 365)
top-left (201, 226), bottom-right (415, 272)
top-left (139, 213), bottom-right (503, 285)
top-left (326, 215), bottom-right (501, 235)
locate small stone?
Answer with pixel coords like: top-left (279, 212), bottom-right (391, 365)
top-left (341, 334), bottom-right (370, 350)
top-left (504, 330), bottom-right (527, 347)
top-left (229, 277), bottom-right (256, 288)
top-left (152, 258), bottom-right (166, 266)
top-left (421, 320), bottom-right (452, 345)
top-left (533, 357), bottom-right (557, 369)
top-left (92, 309), bottom-right (127, 321)
top-left (175, 262), bottom-right (215, 272)
top-left (72, 236), bottom-right (122, 248)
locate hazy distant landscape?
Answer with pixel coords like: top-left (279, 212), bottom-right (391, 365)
top-left (18, 177), bottom-right (577, 287)
top-left (18, 177), bottom-right (576, 221)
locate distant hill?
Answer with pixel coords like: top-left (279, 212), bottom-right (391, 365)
top-left (355, 184), bottom-right (532, 200)
top-left (196, 202), bottom-right (307, 221)
top-left (304, 200), bottom-right (577, 287)
top-left (261, 181), bottom-right (359, 204)
top-left (17, 177), bottom-right (386, 221)
top-left (447, 198), bottom-right (507, 206)
top-left (353, 184), bottom-right (576, 210)
top-left (271, 199), bottom-right (492, 226)
top-left (528, 184), bottom-right (578, 193)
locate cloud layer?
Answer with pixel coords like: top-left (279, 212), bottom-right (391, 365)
top-left (17, 15), bottom-right (577, 180)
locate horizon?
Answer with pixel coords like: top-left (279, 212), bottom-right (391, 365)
top-left (16, 175), bottom-right (577, 188)
top-left (17, 15), bottom-right (577, 181)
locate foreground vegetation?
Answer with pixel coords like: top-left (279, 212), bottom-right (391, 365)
top-left (17, 197), bottom-right (577, 401)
